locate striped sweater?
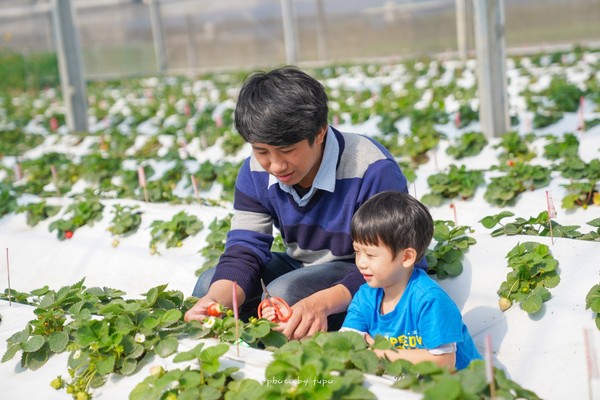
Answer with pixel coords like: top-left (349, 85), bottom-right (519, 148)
top-left (211, 127), bottom-right (412, 298)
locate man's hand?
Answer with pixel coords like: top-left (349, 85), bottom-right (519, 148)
top-left (184, 296), bottom-right (215, 322)
top-left (184, 279), bottom-right (245, 323)
top-left (274, 297), bottom-right (328, 340)
top-left (272, 284), bottom-right (352, 340)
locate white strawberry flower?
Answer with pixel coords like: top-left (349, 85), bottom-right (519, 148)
top-left (203, 316), bottom-right (217, 329)
top-left (135, 333), bottom-right (146, 343)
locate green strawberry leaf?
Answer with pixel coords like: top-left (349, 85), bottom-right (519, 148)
top-left (48, 331), bottom-right (69, 353)
top-left (21, 335), bottom-right (45, 353)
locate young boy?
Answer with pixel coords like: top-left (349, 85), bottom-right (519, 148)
top-left (184, 67), bottom-right (424, 340)
top-left (341, 191), bottom-right (481, 370)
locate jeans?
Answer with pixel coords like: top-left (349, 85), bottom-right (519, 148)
top-left (192, 252), bottom-right (357, 330)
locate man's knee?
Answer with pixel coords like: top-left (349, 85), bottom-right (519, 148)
top-left (192, 268), bottom-right (215, 298)
top-left (264, 278), bottom-right (295, 303)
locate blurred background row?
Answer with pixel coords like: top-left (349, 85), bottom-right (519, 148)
top-left (0, 0), bottom-right (599, 89)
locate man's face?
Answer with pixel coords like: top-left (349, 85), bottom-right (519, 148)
top-left (251, 128), bottom-right (326, 188)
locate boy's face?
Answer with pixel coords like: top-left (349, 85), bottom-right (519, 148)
top-left (353, 241), bottom-right (411, 289)
top-left (251, 128), bottom-right (326, 188)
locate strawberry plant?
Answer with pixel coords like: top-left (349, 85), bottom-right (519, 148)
top-left (542, 133), bottom-right (579, 160)
top-left (556, 157), bottom-right (600, 180)
top-left (388, 358), bottom-right (541, 399)
top-left (479, 210), bottom-right (584, 239)
top-left (107, 204), bottom-right (142, 245)
top-left (445, 131), bottom-right (488, 159)
top-left (0, 128), bottom-right (45, 156)
top-left (14, 152), bottom-right (74, 197)
top-left (54, 285), bottom-right (187, 399)
top-left (149, 211), bottom-right (204, 254)
top-left (561, 181), bottom-right (600, 210)
top-left (484, 163), bottom-right (551, 207)
top-left (497, 242), bottom-right (560, 314)
top-left (130, 342), bottom-right (265, 400)
top-left (197, 215), bottom-right (287, 277)
top-left (0, 186), bottom-right (17, 218)
top-left (586, 283), bottom-right (600, 331)
top-left (77, 153), bottom-right (122, 187)
top-left (144, 179), bottom-right (178, 203)
top-left (556, 157), bottom-right (600, 210)
top-left (455, 103), bottom-right (479, 128)
top-left (377, 113), bottom-right (402, 136)
top-left (398, 160), bottom-right (417, 183)
top-left (578, 218), bottom-right (600, 241)
top-left (2, 280), bottom-right (201, 399)
top-left (193, 160), bottom-right (218, 190)
top-left (425, 220), bottom-right (476, 279)
top-left (410, 105), bottom-right (449, 125)
top-left (89, 130), bottom-right (136, 157)
top-left (15, 201), bottom-right (61, 226)
top-left (2, 279), bottom-right (99, 370)
top-left (493, 131), bottom-right (536, 164)
top-left (533, 110), bottom-right (563, 129)
top-left (134, 136), bottom-right (163, 159)
top-left (197, 214), bottom-right (231, 275)
top-left (421, 164), bottom-right (484, 206)
top-left (399, 123), bottom-right (444, 166)
top-left (543, 76), bottom-right (584, 112)
top-left (271, 233), bottom-right (286, 252)
top-left (113, 165), bottom-right (156, 199)
top-left (192, 313), bottom-right (286, 349)
top-left (264, 331), bottom-right (379, 399)
top-left (48, 191), bottom-right (105, 240)
top-left (215, 161), bottom-right (242, 201)
top-left (221, 128), bottom-right (246, 156)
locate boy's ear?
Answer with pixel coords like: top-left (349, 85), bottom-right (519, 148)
top-left (402, 248), bottom-right (418, 267)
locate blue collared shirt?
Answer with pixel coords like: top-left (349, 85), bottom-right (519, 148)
top-left (268, 126), bottom-right (338, 206)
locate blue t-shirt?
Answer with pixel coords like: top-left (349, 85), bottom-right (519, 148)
top-left (342, 268), bottom-right (482, 370)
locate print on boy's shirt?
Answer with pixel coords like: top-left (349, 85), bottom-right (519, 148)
top-left (383, 330), bottom-right (423, 349)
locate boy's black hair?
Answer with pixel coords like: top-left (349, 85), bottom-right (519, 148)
top-left (351, 191), bottom-right (434, 262)
top-left (234, 66), bottom-right (329, 146)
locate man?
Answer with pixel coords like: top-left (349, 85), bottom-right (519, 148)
top-left (184, 66), bottom-right (421, 339)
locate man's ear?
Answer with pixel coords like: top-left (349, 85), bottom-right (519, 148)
top-left (316, 126), bottom-right (327, 144)
top-left (402, 248), bottom-right (418, 267)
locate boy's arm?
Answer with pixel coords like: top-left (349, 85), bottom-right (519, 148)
top-left (373, 347), bottom-right (456, 370)
top-left (365, 334), bottom-right (457, 370)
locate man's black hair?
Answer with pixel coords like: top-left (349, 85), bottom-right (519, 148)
top-left (234, 66), bottom-right (329, 146)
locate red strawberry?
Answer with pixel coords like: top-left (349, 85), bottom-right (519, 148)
top-left (65, 230), bottom-right (73, 239)
top-left (206, 302), bottom-right (225, 317)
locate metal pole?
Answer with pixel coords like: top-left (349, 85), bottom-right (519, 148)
top-left (280, 0), bottom-right (297, 64)
top-left (52, 0), bottom-right (88, 133)
top-left (473, 0), bottom-right (509, 138)
top-left (148, 0), bottom-right (166, 73)
top-left (455, 0), bottom-right (468, 61)
top-left (185, 14), bottom-right (198, 70)
top-left (315, 0), bottom-right (328, 61)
